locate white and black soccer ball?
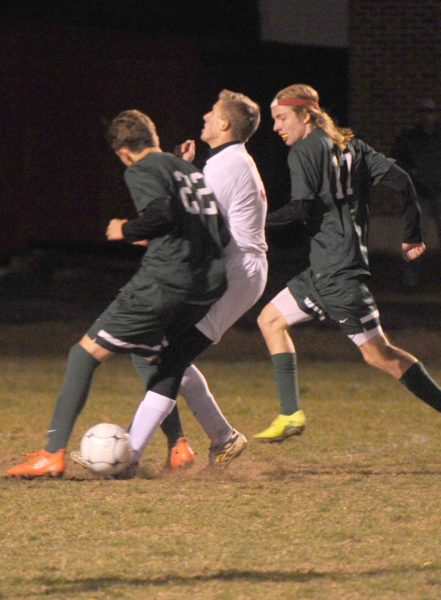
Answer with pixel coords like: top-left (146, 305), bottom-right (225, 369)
top-left (80, 423), bottom-right (132, 476)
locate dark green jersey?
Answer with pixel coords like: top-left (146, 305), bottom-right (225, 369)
top-left (288, 128), bottom-right (394, 283)
top-left (124, 151), bottom-right (226, 304)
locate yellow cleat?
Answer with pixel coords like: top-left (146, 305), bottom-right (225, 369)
top-left (254, 410), bottom-right (305, 443)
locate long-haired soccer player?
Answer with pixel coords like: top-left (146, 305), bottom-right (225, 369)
top-left (255, 83), bottom-right (441, 442)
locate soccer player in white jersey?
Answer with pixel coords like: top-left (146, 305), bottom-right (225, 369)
top-left (118, 90), bottom-right (268, 469)
top-left (127, 89), bottom-right (268, 469)
top-left (68, 90), bottom-right (268, 473)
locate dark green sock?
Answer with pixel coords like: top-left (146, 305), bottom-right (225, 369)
top-left (131, 353), bottom-right (184, 448)
top-left (161, 405), bottom-right (184, 449)
top-left (131, 353), bottom-right (157, 388)
top-left (399, 361), bottom-right (441, 412)
top-left (46, 344), bottom-right (100, 452)
top-left (271, 352), bottom-right (300, 415)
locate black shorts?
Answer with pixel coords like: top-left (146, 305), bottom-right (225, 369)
top-left (87, 277), bottom-right (210, 358)
top-left (287, 270), bottom-right (382, 337)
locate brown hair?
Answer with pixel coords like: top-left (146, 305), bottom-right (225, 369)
top-left (218, 89), bottom-right (261, 143)
top-left (273, 84), bottom-right (353, 150)
top-left (106, 109), bottom-right (159, 152)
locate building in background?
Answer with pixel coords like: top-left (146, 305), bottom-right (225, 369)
top-left (349, 0), bottom-right (441, 253)
top-left (259, 0), bottom-right (348, 48)
top-left (349, 0), bottom-right (441, 153)
top-left (2, 1), bottom-right (439, 258)
top-left (0, 1), bottom-right (347, 258)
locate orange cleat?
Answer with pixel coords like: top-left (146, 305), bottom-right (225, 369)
top-left (169, 437), bottom-right (196, 469)
top-left (8, 449), bottom-right (66, 478)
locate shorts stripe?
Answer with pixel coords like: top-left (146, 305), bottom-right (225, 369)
top-left (304, 297), bottom-right (326, 321)
top-left (97, 329), bottom-right (166, 353)
top-left (349, 324), bottom-right (384, 347)
top-left (360, 309), bottom-right (380, 324)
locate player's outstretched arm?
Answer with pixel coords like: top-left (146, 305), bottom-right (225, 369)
top-left (402, 242), bottom-right (426, 262)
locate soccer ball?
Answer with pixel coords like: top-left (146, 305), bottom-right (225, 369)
top-left (80, 423), bottom-right (132, 476)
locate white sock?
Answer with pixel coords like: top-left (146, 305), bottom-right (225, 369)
top-left (180, 364), bottom-right (233, 446)
top-left (129, 391), bottom-right (176, 461)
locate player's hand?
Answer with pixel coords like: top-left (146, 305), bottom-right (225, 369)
top-left (174, 139), bottom-right (195, 162)
top-left (132, 240), bottom-right (148, 247)
top-left (402, 242), bottom-right (426, 262)
top-left (106, 218), bottom-right (128, 241)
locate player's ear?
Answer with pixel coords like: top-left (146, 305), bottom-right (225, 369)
top-left (303, 110), bottom-right (312, 124)
top-left (116, 147), bottom-right (133, 166)
top-left (220, 116), bottom-right (231, 131)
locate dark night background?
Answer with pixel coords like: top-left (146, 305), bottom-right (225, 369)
top-left (1, 2), bottom-right (440, 329)
top-left (0, 1), bottom-right (348, 260)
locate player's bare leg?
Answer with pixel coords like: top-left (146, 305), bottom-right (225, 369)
top-left (254, 302), bottom-right (305, 442)
top-left (79, 334), bottom-right (114, 361)
top-left (359, 332), bottom-right (441, 412)
top-left (257, 301), bottom-right (295, 355)
top-left (358, 332), bottom-right (417, 379)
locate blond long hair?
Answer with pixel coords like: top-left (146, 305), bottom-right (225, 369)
top-left (273, 84), bottom-right (353, 150)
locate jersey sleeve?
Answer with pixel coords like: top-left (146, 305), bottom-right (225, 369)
top-left (266, 200), bottom-right (311, 229)
top-left (379, 164), bottom-right (423, 243)
top-left (287, 146), bottom-right (318, 201)
top-left (124, 164), bottom-right (170, 214)
top-left (360, 141), bottom-right (396, 186)
top-left (122, 197), bottom-right (174, 242)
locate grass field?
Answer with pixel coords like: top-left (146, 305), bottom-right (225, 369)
top-left (1, 321), bottom-right (441, 599)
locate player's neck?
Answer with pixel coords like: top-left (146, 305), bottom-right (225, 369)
top-left (209, 132), bottom-right (236, 150)
top-left (131, 146), bottom-right (162, 163)
top-left (118, 146), bottom-right (162, 166)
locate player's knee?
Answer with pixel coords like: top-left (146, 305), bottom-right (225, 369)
top-left (360, 339), bottom-right (394, 370)
top-left (257, 304), bottom-right (284, 335)
top-left (257, 306), bottom-right (273, 333)
top-left (78, 334), bottom-right (111, 362)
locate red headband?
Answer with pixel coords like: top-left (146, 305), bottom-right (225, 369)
top-left (271, 97), bottom-right (320, 111)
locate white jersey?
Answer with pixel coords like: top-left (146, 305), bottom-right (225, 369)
top-left (196, 142), bottom-right (268, 343)
top-left (130, 143), bottom-right (269, 456)
top-left (203, 143), bottom-right (268, 256)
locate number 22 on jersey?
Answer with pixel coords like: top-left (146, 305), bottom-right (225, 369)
top-left (174, 170), bottom-right (218, 215)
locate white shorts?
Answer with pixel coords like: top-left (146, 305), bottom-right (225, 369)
top-left (271, 287), bottom-right (383, 347)
top-left (196, 252), bottom-right (268, 343)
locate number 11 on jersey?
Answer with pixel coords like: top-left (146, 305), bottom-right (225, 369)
top-left (332, 151), bottom-right (354, 199)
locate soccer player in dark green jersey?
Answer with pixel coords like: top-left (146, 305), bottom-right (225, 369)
top-left (8, 109), bottom-right (227, 477)
top-left (254, 83), bottom-right (441, 442)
